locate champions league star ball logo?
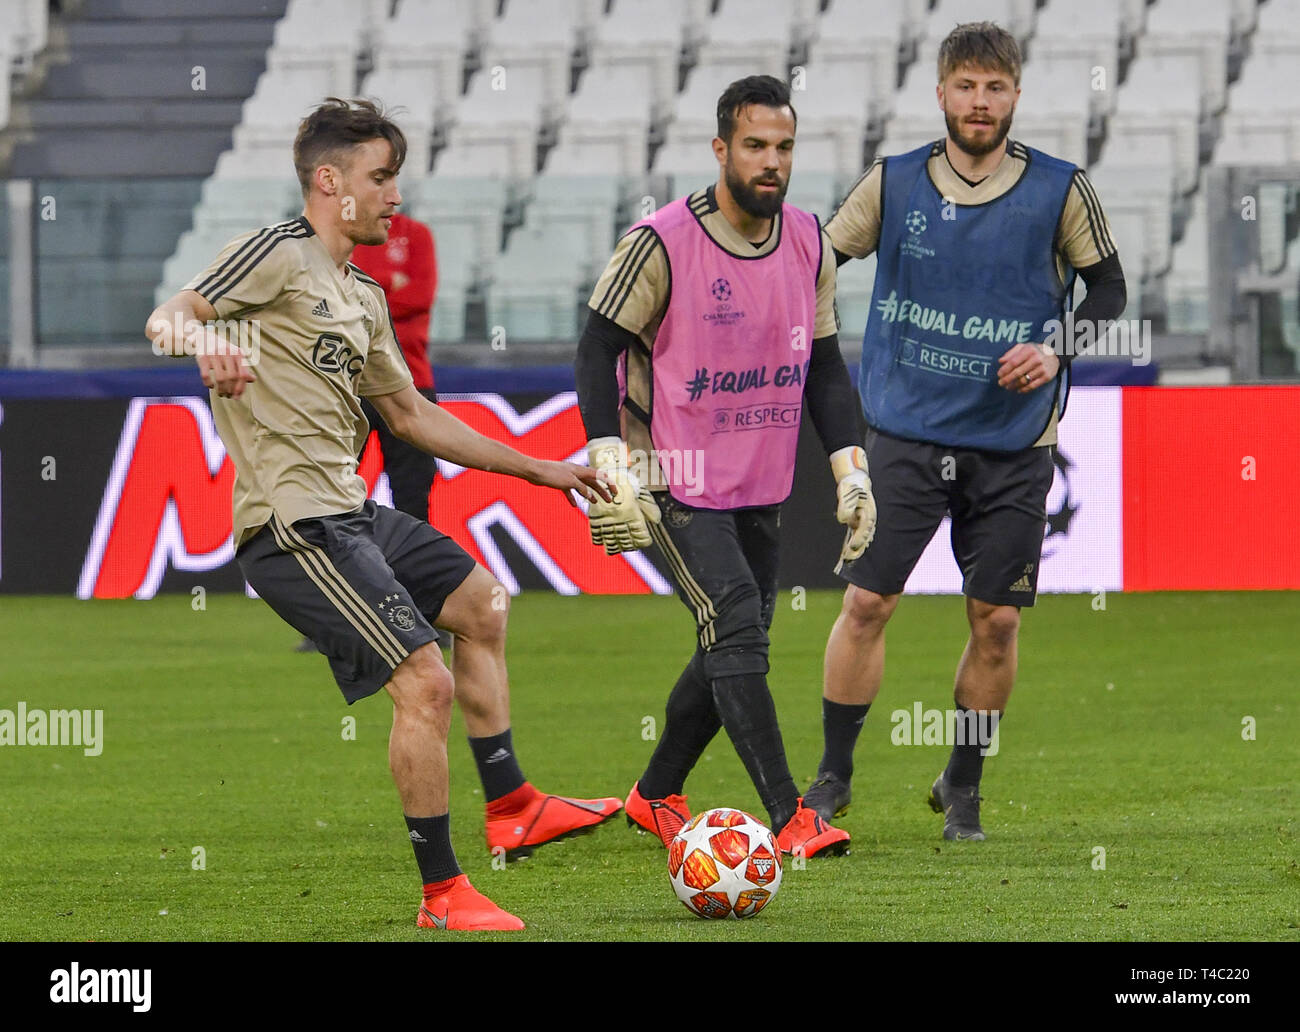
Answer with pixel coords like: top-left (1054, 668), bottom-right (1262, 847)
top-left (904, 210), bottom-right (927, 235)
top-left (1043, 448), bottom-right (1079, 557)
top-left (711, 278), bottom-right (732, 302)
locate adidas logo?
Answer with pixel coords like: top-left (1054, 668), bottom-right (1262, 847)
top-left (409, 830), bottom-right (427, 843)
top-left (484, 748), bottom-right (510, 764)
top-left (311, 298), bottom-right (333, 319)
top-left (1008, 575), bottom-right (1033, 592)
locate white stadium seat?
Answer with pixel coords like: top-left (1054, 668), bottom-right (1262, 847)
top-left (487, 224), bottom-right (588, 341)
top-left (1012, 58), bottom-right (1092, 168)
top-left (440, 64), bottom-right (552, 181)
top-left (0, 43), bottom-right (9, 131)
top-left (402, 175), bottom-right (507, 285)
top-left (808, 0), bottom-right (907, 111)
top-left (192, 178), bottom-right (301, 234)
top-left (233, 66), bottom-right (340, 154)
top-left (1165, 177), bottom-right (1209, 334)
top-left (268, 0), bottom-right (379, 95)
top-left (559, 64), bottom-right (656, 178)
top-left (157, 0), bottom-right (1258, 344)
top-left (878, 63), bottom-right (945, 157)
top-left (374, 0), bottom-right (478, 120)
top-left (699, 0), bottom-right (797, 77)
top-left (1213, 49), bottom-right (1300, 165)
top-left (359, 63), bottom-right (443, 170)
top-left (834, 251), bottom-right (879, 345)
top-left (484, 0), bottom-right (586, 113)
top-left (1031, 0), bottom-right (1122, 110)
top-left (793, 60), bottom-right (874, 177)
top-left (587, 0), bottom-right (695, 115)
top-left (525, 173), bottom-right (623, 280)
top-left (1142, 0), bottom-right (1231, 114)
top-left (1103, 53), bottom-right (1203, 195)
top-left (0, 0), bottom-right (48, 69)
top-left (1089, 163), bottom-right (1173, 280)
top-left (1252, 0), bottom-right (1300, 58)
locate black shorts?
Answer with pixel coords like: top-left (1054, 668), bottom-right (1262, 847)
top-left (648, 492), bottom-right (781, 680)
top-left (237, 501), bottom-right (477, 703)
top-left (837, 428), bottom-right (1055, 607)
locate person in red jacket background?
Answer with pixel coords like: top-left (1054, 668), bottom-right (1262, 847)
top-left (352, 211), bottom-right (439, 522)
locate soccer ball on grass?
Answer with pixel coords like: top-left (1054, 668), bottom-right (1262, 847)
top-left (667, 808), bottom-right (782, 919)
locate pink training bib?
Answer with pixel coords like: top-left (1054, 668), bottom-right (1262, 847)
top-left (632, 196), bottom-right (821, 508)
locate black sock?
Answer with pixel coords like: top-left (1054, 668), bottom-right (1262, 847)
top-left (467, 728), bottom-right (526, 802)
top-left (640, 653), bottom-right (722, 799)
top-left (711, 672), bottom-right (799, 831)
top-left (944, 707), bottom-right (1001, 788)
top-left (818, 698), bottom-right (870, 780)
top-left (404, 814), bottom-right (461, 885)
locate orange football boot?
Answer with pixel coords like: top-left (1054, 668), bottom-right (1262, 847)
top-left (624, 781), bottom-right (692, 847)
top-left (776, 800), bottom-right (851, 858)
top-left (485, 784), bottom-right (622, 860)
top-left (416, 875), bottom-right (525, 931)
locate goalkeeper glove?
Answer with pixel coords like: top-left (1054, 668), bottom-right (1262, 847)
top-left (585, 437), bottom-right (662, 554)
top-left (830, 445), bottom-right (876, 561)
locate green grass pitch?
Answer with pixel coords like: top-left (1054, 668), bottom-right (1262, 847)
top-left (0, 590), bottom-right (1295, 942)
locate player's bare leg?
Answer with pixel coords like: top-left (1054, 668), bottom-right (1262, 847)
top-left (386, 641), bottom-right (522, 930)
top-left (438, 564), bottom-right (511, 739)
top-left (805, 585), bottom-right (901, 820)
top-left (928, 597), bottom-right (1019, 841)
top-left (953, 597), bottom-right (1019, 712)
top-left (436, 564), bottom-right (621, 858)
top-left (386, 642), bottom-right (455, 815)
top-left (824, 585), bottom-right (902, 706)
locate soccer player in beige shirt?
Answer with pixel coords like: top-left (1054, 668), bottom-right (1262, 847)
top-left (148, 99), bottom-right (622, 931)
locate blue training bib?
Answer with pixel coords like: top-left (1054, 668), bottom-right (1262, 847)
top-left (858, 141), bottom-right (1076, 451)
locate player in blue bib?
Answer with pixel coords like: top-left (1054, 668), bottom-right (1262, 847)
top-left (805, 22), bottom-right (1128, 840)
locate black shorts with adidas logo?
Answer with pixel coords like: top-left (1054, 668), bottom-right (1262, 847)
top-left (836, 428), bottom-right (1056, 607)
top-left (238, 501), bottom-right (477, 703)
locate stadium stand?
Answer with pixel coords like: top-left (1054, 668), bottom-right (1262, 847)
top-left (1165, 174), bottom-right (1210, 335)
top-left (805, 0), bottom-right (910, 115)
top-left (2, 0), bottom-right (1296, 381)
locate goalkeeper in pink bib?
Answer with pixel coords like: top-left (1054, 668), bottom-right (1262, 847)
top-left (574, 76), bottom-right (875, 858)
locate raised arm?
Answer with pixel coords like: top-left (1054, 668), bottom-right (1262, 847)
top-left (366, 385), bottom-right (610, 506)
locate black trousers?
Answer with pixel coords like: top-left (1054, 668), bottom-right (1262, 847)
top-left (647, 491), bottom-right (781, 681)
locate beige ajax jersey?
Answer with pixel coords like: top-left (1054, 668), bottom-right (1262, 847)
top-left (185, 216), bottom-right (413, 548)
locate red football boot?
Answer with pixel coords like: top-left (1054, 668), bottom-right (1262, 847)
top-left (776, 800), bottom-right (851, 858)
top-left (624, 781), bottom-right (692, 848)
top-left (485, 783), bottom-right (622, 860)
top-left (416, 875), bottom-right (524, 931)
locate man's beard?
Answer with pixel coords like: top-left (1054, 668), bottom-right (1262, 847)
top-left (945, 108), bottom-right (1013, 157)
top-left (724, 156), bottom-right (787, 219)
top-left (349, 218), bottom-right (389, 247)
